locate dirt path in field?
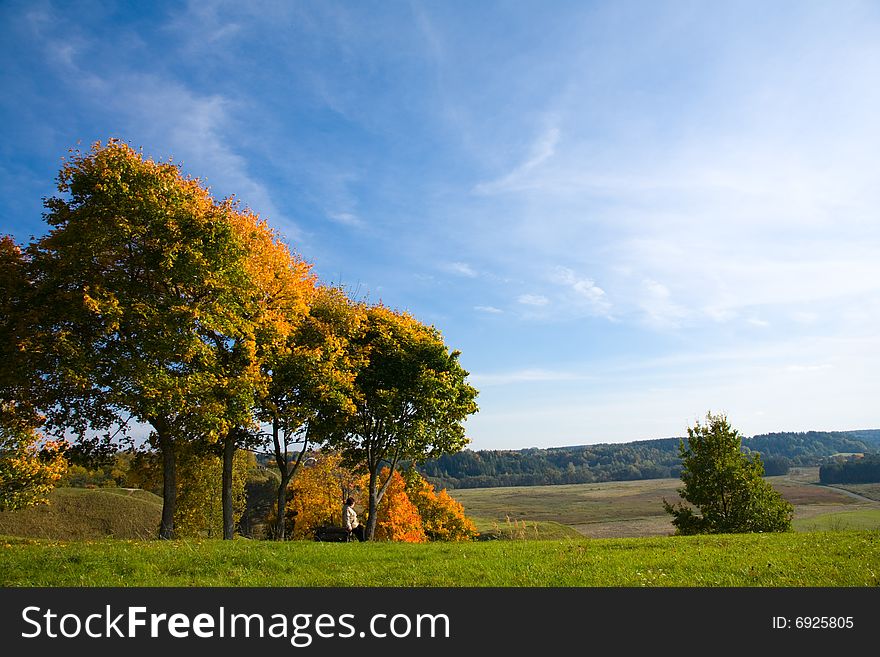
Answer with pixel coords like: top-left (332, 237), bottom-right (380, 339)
top-left (778, 474), bottom-right (880, 505)
top-left (817, 485), bottom-right (879, 504)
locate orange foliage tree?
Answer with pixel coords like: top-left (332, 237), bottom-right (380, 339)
top-left (366, 468), bottom-right (427, 543)
top-left (281, 451), bottom-right (359, 540)
top-left (403, 468), bottom-right (477, 541)
top-left (281, 460), bottom-right (476, 542)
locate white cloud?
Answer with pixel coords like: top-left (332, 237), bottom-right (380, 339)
top-left (473, 124), bottom-right (561, 195)
top-left (638, 279), bottom-right (689, 329)
top-left (26, 7), bottom-right (300, 240)
top-left (445, 261), bottom-right (478, 277)
top-left (474, 305), bottom-right (503, 314)
top-left (552, 266), bottom-right (611, 316)
top-left (785, 364), bottom-right (832, 373)
top-left (468, 334), bottom-right (880, 449)
top-left (120, 78), bottom-right (302, 238)
top-left (327, 211), bottom-right (365, 228)
top-left (517, 293), bottom-right (550, 307)
top-left (165, 0), bottom-right (246, 50)
top-left (471, 368), bottom-right (590, 386)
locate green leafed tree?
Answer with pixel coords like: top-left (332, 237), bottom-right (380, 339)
top-left (663, 412), bottom-right (793, 534)
top-left (323, 304), bottom-right (478, 540)
top-left (258, 285), bottom-right (360, 540)
top-left (27, 139), bottom-right (261, 538)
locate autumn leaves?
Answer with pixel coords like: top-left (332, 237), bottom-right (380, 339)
top-left (1, 140), bottom-right (478, 540)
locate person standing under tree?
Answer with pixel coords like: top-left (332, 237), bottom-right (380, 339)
top-left (343, 496), bottom-right (365, 542)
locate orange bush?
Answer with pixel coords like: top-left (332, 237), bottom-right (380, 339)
top-left (404, 469), bottom-right (477, 541)
top-left (368, 468), bottom-right (427, 543)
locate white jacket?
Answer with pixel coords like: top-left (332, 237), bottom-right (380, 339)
top-left (343, 504), bottom-right (359, 531)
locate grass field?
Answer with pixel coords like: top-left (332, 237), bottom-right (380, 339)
top-left (828, 482), bottom-right (880, 502)
top-left (448, 467), bottom-right (880, 538)
top-left (1, 473), bottom-right (878, 588)
top-left (794, 510), bottom-right (880, 532)
top-left (0, 488), bottom-right (163, 540)
top-left (2, 530), bottom-right (878, 587)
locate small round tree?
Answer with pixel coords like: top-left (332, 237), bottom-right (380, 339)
top-left (663, 412), bottom-right (793, 534)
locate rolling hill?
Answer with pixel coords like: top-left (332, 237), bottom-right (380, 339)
top-left (0, 487), bottom-right (162, 540)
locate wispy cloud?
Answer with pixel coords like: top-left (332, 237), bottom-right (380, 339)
top-left (25, 7), bottom-right (302, 241)
top-left (444, 261), bottom-right (478, 278)
top-left (120, 77), bottom-right (302, 239)
top-left (164, 0), bottom-right (247, 50)
top-left (473, 124), bottom-right (561, 195)
top-left (474, 305), bottom-right (503, 314)
top-left (471, 368), bottom-right (591, 386)
top-left (637, 279), bottom-right (689, 330)
top-left (552, 266), bottom-right (611, 317)
top-left (327, 211), bottom-right (365, 228)
top-left (517, 293), bottom-right (550, 307)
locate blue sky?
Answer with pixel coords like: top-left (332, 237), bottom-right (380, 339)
top-left (2, 1), bottom-right (879, 450)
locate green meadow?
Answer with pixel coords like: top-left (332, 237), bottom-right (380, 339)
top-left (2, 531), bottom-right (878, 587)
top-left (449, 467), bottom-right (880, 539)
top-left (2, 467), bottom-right (879, 587)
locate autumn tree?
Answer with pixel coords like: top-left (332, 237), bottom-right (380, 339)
top-left (403, 468), bottom-right (476, 541)
top-left (0, 402), bottom-right (68, 511)
top-left (259, 287), bottom-right (360, 540)
top-left (367, 468), bottom-right (426, 543)
top-left (325, 305), bottom-right (478, 540)
top-left (27, 140), bottom-right (263, 538)
top-left (0, 238), bottom-right (44, 441)
top-left (280, 451), bottom-right (358, 539)
top-left (663, 412), bottom-right (794, 534)
top-left (175, 445), bottom-right (252, 538)
top-left (210, 206), bottom-right (314, 539)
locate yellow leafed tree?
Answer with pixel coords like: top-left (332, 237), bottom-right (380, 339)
top-left (0, 403), bottom-right (67, 511)
top-left (283, 451), bottom-right (358, 539)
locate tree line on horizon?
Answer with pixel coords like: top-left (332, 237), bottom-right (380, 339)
top-left (0, 139), bottom-right (479, 541)
top-left (418, 429), bottom-right (880, 489)
top-left (819, 453), bottom-right (880, 485)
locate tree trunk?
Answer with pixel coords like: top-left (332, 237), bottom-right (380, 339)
top-left (155, 421), bottom-right (176, 540)
top-left (364, 456), bottom-right (399, 541)
top-left (272, 419), bottom-right (307, 540)
top-left (274, 480), bottom-right (289, 540)
top-left (365, 470), bottom-right (379, 541)
top-left (222, 429), bottom-right (237, 540)
top-left (272, 419), bottom-right (289, 540)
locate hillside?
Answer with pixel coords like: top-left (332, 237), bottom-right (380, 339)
top-left (0, 487), bottom-right (162, 540)
top-left (419, 429), bottom-right (880, 489)
top-left (448, 467), bottom-right (880, 538)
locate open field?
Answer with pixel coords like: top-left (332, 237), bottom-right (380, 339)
top-left (449, 467), bottom-right (880, 538)
top-left (1, 530), bottom-right (878, 587)
top-left (0, 488), bottom-right (163, 541)
top-left (794, 510), bottom-right (880, 532)
top-left (827, 483), bottom-right (880, 502)
top-left (4, 468), bottom-right (878, 544)
top-left (0, 473), bottom-right (877, 588)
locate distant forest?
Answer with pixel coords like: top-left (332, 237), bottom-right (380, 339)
top-left (819, 453), bottom-right (880, 484)
top-left (418, 430), bottom-right (880, 489)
